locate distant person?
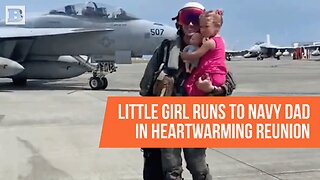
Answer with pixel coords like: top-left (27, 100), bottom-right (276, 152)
top-left (139, 2), bottom-right (236, 180)
top-left (183, 32), bottom-right (202, 73)
top-left (181, 10), bottom-right (227, 96)
top-left (65, 5), bottom-right (76, 15)
top-left (117, 8), bottom-right (127, 19)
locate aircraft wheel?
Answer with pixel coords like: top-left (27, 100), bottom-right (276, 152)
top-left (89, 77), bottom-right (102, 90)
top-left (12, 78), bottom-right (27, 86)
top-left (100, 77), bottom-right (108, 89)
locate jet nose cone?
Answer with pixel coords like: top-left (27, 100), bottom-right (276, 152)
top-left (0, 57), bottom-right (24, 77)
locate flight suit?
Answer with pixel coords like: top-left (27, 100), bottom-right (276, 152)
top-left (140, 37), bottom-right (236, 180)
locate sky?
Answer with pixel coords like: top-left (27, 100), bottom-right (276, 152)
top-left (1, 0), bottom-right (320, 49)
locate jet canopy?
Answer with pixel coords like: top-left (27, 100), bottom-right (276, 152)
top-left (49, 1), bottom-right (139, 20)
top-left (254, 41), bottom-right (265, 45)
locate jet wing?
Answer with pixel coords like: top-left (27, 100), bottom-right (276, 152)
top-left (303, 44), bottom-right (320, 50)
top-left (0, 27), bottom-right (114, 39)
top-left (226, 49), bottom-right (248, 57)
top-left (0, 27), bottom-right (115, 57)
top-left (260, 45), bottom-right (296, 53)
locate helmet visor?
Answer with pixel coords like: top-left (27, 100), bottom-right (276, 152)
top-left (178, 7), bottom-right (204, 26)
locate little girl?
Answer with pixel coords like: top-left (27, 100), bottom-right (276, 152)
top-left (181, 10), bottom-right (227, 96)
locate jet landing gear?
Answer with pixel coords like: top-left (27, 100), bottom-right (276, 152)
top-left (89, 75), bottom-right (108, 90)
top-left (12, 78), bottom-right (27, 86)
top-left (257, 56), bottom-right (264, 61)
top-left (72, 56), bottom-right (117, 90)
top-left (89, 61), bottom-right (117, 90)
top-left (89, 76), bottom-right (108, 90)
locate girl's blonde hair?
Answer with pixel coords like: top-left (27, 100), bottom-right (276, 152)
top-left (199, 9), bottom-right (224, 28)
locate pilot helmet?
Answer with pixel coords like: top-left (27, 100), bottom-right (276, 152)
top-left (172, 2), bottom-right (205, 27)
top-left (181, 2), bottom-right (205, 10)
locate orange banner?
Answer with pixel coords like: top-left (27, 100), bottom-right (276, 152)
top-left (99, 96), bottom-right (320, 148)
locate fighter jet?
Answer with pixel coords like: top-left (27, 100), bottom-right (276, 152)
top-left (227, 35), bottom-right (294, 61)
top-left (241, 35), bottom-right (289, 60)
top-left (257, 36), bottom-right (320, 60)
top-left (0, 1), bottom-right (177, 90)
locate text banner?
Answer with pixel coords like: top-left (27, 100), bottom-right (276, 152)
top-left (99, 96), bottom-right (320, 148)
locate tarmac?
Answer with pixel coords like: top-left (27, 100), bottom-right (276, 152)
top-left (0, 57), bottom-right (320, 180)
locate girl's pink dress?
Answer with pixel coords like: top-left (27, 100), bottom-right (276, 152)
top-left (184, 36), bottom-right (227, 96)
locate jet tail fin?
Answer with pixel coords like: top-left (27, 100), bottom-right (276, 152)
top-left (266, 34), bottom-right (271, 45)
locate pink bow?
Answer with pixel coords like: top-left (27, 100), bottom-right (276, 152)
top-left (216, 9), bottom-right (224, 16)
